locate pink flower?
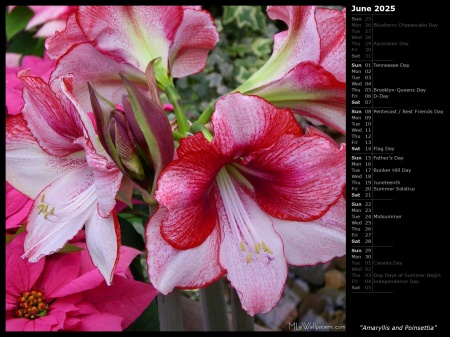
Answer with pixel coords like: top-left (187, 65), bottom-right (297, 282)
top-left (46, 6), bottom-right (219, 111)
top-left (236, 6), bottom-right (346, 134)
top-left (9, 6), bottom-right (78, 37)
top-left (6, 53), bottom-right (56, 116)
top-left (6, 182), bottom-right (33, 230)
top-left (6, 232), bottom-right (157, 331)
top-left (146, 93), bottom-right (346, 315)
top-left (5, 70), bottom-right (123, 285)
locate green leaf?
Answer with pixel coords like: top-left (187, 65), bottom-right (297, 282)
top-left (251, 37), bottom-right (273, 57)
top-left (57, 243), bottom-right (84, 254)
top-left (5, 6), bottom-right (34, 41)
top-left (232, 43), bottom-right (247, 57)
top-left (118, 216), bottom-right (145, 251)
top-left (6, 223), bottom-right (26, 244)
top-left (222, 6), bottom-right (238, 25)
top-left (7, 31), bottom-right (45, 57)
top-left (235, 66), bottom-right (254, 84)
top-left (222, 6), bottom-right (267, 33)
top-left (125, 297), bottom-right (160, 331)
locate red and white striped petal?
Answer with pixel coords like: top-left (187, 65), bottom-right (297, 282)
top-left (169, 7), bottom-right (219, 78)
top-left (256, 61), bottom-right (346, 134)
top-left (240, 132), bottom-right (346, 221)
top-left (216, 185), bottom-right (287, 316)
top-left (264, 6), bottom-right (320, 81)
top-left (84, 211), bottom-right (121, 285)
top-left (316, 7), bottom-right (346, 82)
top-left (156, 148), bottom-right (226, 249)
top-left (273, 196), bottom-right (346, 265)
top-left (77, 6), bottom-right (183, 73)
top-left (6, 114), bottom-right (87, 199)
top-left (23, 166), bottom-right (97, 263)
top-left (237, 6), bottom-right (320, 93)
top-left (92, 165), bottom-right (123, 218)
top-left (45, 13), bottom-right (87, 60)
top-left (210, 93), bottom-right (302, 158)
top-left (18, 71), bottom-right (84, 156)
top-left (146, 207), bottom-right (225, 294)
top-left (52, 74), bottom-right (123, 218)
top-left (51, 43), bottom-right (147, 112)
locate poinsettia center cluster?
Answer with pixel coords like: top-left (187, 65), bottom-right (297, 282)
top-left (15, 289), bottom-right (49, 320)
top-left (216, 167), bottom-right (274, 264)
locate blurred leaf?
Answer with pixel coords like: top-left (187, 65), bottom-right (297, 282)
top-left (125, 296), bottom-right (160, 331)
top-left (5, 6), bottom-right (34, 41)
top-left (232, 43), bottom-right (247, 57)
top-left (7, 31), bottom-right (45, 57)
top-left (6, 223), bottom-right (26, 244)
top-left (118, 216), bottom-right (145, 251)
top-left (235, 66), bottom-right (254, 84)
top-left (251, 37), bottom-right (273, 57)
top-left (57, 243), bottom-right (84, 254)
top-left (222, 6), bottom-right (267, 33)
top-left (129, 255), bottom-right (147, 282)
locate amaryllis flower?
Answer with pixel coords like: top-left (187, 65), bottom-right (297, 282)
top-left (45, 6), bottom-right (219, 111)
top-left (6, 231), bottom-right (157, 331)
top-left (8, 6), bottom-right (78, 37)
top-left (235, 6), bottom-right (346, 134)
top-left (146, 93), bottom-right (346, 315)
top-left (5, 70), bottom-right (123, 285)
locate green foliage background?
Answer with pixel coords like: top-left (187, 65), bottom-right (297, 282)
top-left (175, 6), bottom-right (283, 118)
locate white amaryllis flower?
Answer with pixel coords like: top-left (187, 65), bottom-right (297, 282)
top-left (6, 70), bottom-right (123, 285)
top-left (146, 93), bottom-right (346, 315)
top-left (45, 6), bottom-right (219, 111)
top-left (235, 6), bottom-right (346, 134)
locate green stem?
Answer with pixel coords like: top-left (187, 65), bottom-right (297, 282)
top-left (199, 278), bottom-right (230, 331)
top-left (172, 131), bottom-right (184, 141)
top-left (190, 122), bottom-right (213, 142)
top-left (229, 286), bottom-right (254, 331)
top-left (197, 99), bottom-right (216, 125)
top-left (157, 290), bottom-right (184, 331)
top-left (164, 84), bottom-right (189, 136)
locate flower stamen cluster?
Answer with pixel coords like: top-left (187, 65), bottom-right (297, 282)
top-left (36, 194), bottom-right (55, 220)
top-left (15, 289), bottom-right (49, 320)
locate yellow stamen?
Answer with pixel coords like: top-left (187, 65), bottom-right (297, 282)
top-left (262, 242), bottom-right (269, 252)
top-left (240, 241), bottom-right (246, 251)
top-left (49, 207), bottom-right (55, 215)
top-left (43, 204), bottom-right (48, 213)
top-left (40, 194), bottom-right (45, 202)
top-left (44, 212), bottom-right (49, 220)
top-left (246, 252), bottom-right (251, 263)
top-left (255, 243), bottom-right (261, 254)
top-left (37, 206), bottom-right (44, 215)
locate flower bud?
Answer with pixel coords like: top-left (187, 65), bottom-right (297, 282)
top-left (89, 62), bottom-right (174, 204)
